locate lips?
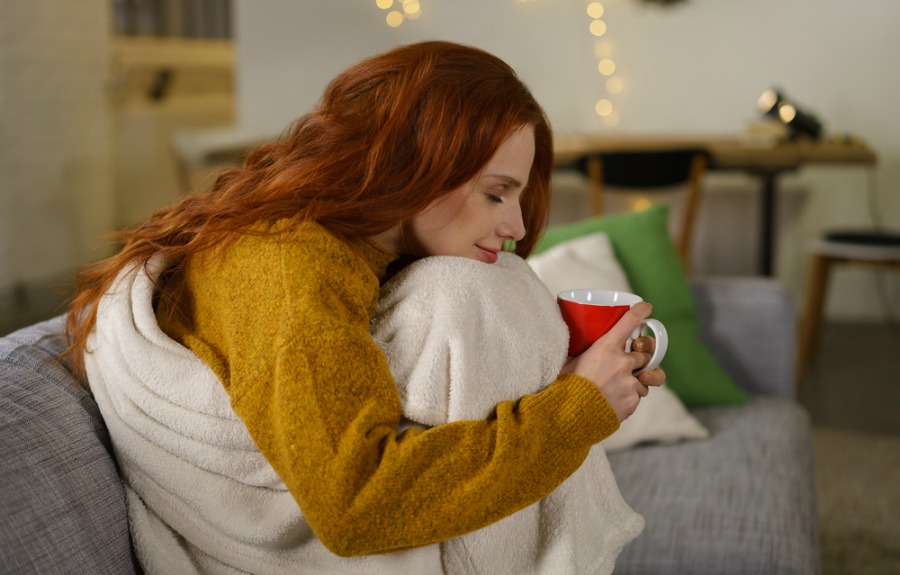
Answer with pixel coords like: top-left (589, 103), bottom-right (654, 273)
top-left (476, 245), bottom-right (500, 264)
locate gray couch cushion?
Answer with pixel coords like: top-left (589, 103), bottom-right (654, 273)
top-left (609, 397), bottom-right (821, 575)
top-left (0, 316), bottom-right (136, 574)
top-left (691, 277), bottom-right (796, 398)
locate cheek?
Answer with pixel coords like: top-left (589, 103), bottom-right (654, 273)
top-left (407, 213), bottom-right (456, 256)
top-left (417, 193), bottom-right (466, 229)
top-left (414, 210), bottom-right (455, 239)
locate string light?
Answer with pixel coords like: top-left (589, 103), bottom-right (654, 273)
top-left (597, 58), bottom-right (616, 76)
top-left (604, 110), bottom-right (620, 127)
top-left (376, 0), bottom-right (422, 27)
top-left (403, 0), bottom-right (421, 18)
top-left (589, 19), bottom-right (607, 36)
top-left (375, 2), bottom-right (623, 122)
top-left (595, 99), bottom-right (613, 117)
top-left (385, 10), bottom-right (403, 27)
top-left (587, 2), bottom-right (623, 127)
top-left (606, 77), bottom-right (623, 94)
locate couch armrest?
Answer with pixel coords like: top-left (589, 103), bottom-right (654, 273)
top-left (689, 277), bottom-right (796, 398)
top-left (0, 316), bottom-right (137, 574)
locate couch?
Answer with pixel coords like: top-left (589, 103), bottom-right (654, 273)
top-left (0, 276), bottom-right (820, 574)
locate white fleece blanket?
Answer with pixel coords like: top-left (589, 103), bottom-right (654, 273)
top-left (85, 255), bottom-right (442, 575)
top-left (372, 252), bottom-right (644, 575)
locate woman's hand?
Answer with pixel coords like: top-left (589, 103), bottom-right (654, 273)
top-left (560, 302), bottom-right (666, 423)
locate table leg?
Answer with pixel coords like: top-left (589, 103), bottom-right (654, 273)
top-left (760, 173), bottom-right (777, 276)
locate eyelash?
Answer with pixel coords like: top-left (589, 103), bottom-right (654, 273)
top-left (486, 193), bottom-right (504, 204)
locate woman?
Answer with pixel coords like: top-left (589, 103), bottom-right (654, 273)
top-left (66, 41), bottom-right (664, 574)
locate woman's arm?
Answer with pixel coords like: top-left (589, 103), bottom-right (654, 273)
top-left (168, 227), bottom-right (619, 556)
top-left (247, 347), bottom-right (612, 556)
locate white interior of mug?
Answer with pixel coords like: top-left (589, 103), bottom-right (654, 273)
top-left (557, 289), bottom-right (643, 306)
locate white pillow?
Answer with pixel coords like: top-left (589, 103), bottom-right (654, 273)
top-left (528, 232), bottom-right (631, 297)
top-left (528, 231), bottom-right (709, 451)
top-left (601, 384), bottom-right (709, 452)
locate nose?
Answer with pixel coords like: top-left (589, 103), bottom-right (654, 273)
top-left (499, 203), bottom-right (527, 242)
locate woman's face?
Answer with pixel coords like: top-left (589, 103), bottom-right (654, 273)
top-left (406, 125), bottom-right (535, 263)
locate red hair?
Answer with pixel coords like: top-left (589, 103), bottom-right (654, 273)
top-left (65, 41), bottom-right (554, 378)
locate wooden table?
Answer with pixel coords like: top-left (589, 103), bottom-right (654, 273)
top-left (553, 135), bottom-right (878, 275)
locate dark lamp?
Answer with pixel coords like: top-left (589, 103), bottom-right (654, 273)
top-left (757, 88), bottom-right (823, 140)
top-left (757, 89), bottom-right (783, 117)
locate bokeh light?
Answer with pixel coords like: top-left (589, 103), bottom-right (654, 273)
top-left (589, 19), bottom-right (607, 37)
top-left (594, 40), bottom-right (613, 59)
top-left (402, 0), bottom-right (420, 14)
top-left (606, 77), bottom-right (623, 94)
top-left (598, 58), bottom-right (616, 76)
top-left (633, 197), bottom-right (652, 212)
top-left (778, 104), bottom-right (797, 123)
top-left (595, 99), bottom-right (613, 117)
top-left (386, 10), bottom-right (404, 27)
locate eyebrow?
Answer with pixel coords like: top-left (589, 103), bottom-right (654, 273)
top-left (483, 174), bottom-right (526, 189)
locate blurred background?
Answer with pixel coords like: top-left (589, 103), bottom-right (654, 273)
top-left (1, 0), bottom-right (898, 332)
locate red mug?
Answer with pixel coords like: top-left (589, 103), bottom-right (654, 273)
top-left (557, 289), bottom-right (667, 371)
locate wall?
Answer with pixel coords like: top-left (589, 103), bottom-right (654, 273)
top-left (0, 2), bottom-right (234, 334)
top-left (109, 36), bottom-right (235, 228)
top-left (0, 0), bottom-right (115, 331)
top-left (233, 0), bottom-right (900, 322)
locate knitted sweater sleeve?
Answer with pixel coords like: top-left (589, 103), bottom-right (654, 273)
top-left (165, 227), bottom-right (620, 557)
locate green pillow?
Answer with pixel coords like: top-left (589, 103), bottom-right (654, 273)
top-left (535, 204), bottom-right (747, 406)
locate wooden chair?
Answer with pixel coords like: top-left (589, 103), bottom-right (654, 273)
top-left (575, 149), bottom-right (708, 272)
top-left (797, 230), bottom-right (900, 379)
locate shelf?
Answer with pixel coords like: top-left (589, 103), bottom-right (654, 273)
top-left (112, 36), bottom-right (233, 73)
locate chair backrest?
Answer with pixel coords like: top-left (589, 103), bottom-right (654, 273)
top-left (575, 149), bottom-right (708, 272)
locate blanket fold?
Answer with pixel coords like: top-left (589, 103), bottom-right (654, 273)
top-left (86, 255), bottom-right (441, 575)
top-left (372, 252), bottom-right (644, 575)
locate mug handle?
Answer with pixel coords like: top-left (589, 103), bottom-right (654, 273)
top-left (626, 318), bottom-right (668, 372)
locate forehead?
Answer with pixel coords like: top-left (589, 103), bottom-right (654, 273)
top-left (479, 125), bottom-right (535, 181)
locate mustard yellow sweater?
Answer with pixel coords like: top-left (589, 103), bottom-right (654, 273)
top-left (157, 220), bottom-right (619, 557)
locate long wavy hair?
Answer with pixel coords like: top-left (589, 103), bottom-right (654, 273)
top-left (65, 40), bottom-right (554, 378)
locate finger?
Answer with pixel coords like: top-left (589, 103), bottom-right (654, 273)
top-left (607, 302), bottom-right (653, 344)
top-left (637, 382), bottom-right (650, 397)
top-left (631, 335), bottom-right (655, 354)
top-left (629, 349), bottom-right (652, 372)
top-left (637, 367), bottom-right (666, 387)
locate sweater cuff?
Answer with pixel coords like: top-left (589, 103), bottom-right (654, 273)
top-left (529, 373), bottom-right (620, 448)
